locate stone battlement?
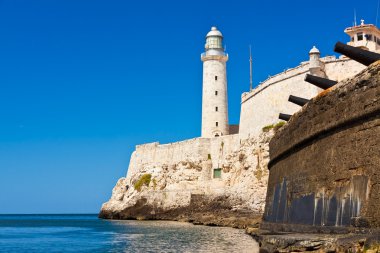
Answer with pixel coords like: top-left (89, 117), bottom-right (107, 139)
top-left (239, 50), bottom-right (366, 139)
top-left (263, 61), bottom-right (380, 230)
top-left (241, 62), bottom-right (310, 104)
top-left (241, 55), bottom-right (350, 105)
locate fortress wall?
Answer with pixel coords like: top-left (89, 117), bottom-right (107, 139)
top-left (126, 138), bottom-right (211, 182)
top-left (126, 135), bottom-right (241, 183)
top-left (239, 64), bottom-right (321, 139)
top-left (239, 57), bottom-right (367, 140)
top-left (263, 62), bottom-right (380, 231)
top-left (209, 134), bottom-right (240, 169)
top-left (134, 138), bottom-right (210, 165)
top-left (323, 57), bottom-right (366, 82)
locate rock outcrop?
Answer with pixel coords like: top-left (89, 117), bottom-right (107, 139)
top-left (247, 229), bottom-right (380, 253)
top-left (99, 131), bottom-right (274, 228)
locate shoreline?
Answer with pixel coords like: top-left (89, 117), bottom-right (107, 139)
top-left (248, 230), bottom-right (380, 253)
top-left (100, 212), bottom-right (380, 253)
top-left (99, 207), bottom-right (262, 230)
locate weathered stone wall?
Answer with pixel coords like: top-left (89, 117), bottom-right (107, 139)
top-left (126, 135), bottom-right (240, 186)
top-left (100, 131), bottom-right (273, 225)
top-left (263, 62), bottom-right (380, 230)
top-left (323, 56), bottom-right (366, 82)
top-left (239, 56), bottom-right (366, 139)
top-left (127, 138), bottom-right (210, 182)
top-left (239, 62), bottom-right (319, 139)
top-left (209, 134), bottom-right (240, 170)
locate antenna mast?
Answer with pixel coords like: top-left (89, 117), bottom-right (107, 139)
top-left (354, 9), bottom-right (357, 26)
top-left (377, 0), bottom-right (380, 27)
top-left (249, 45), bottom-right (253, 91)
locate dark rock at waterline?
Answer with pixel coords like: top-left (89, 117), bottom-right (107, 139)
top-left (246, 228), bottom-right (380, 253)
top-left (99, 195), bottom-right (261, 229)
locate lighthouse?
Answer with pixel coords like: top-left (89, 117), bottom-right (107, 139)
top-left (201, 27), bottom-right (229, 138)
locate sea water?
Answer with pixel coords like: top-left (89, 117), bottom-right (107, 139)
top-left (0, 214), bottom-right (259, 252)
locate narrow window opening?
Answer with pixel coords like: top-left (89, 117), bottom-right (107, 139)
top-left (215, 107), bottom-right (218, 112)
top-left (215, 76), bottom-right (218, 81)
top-left (357, 33), bottom-right (363, 41)
top-left (216, 122), bottom-right (218, 127)
top-left (215, 91), bottom-right (218, 96)
top-left (213, 168), bottom-right (222, 178)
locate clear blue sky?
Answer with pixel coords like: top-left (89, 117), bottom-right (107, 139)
top-left (0, 0), bottom-right (376, 213)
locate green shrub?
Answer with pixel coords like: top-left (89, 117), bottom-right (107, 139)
top-left (274, 121), bottom-right (286, 131)
top-left (262, 122), bottom-right (286, 133)
top-left (262, 124), bottom-right (274, 132)
top-left (134, 174), bottom-right (152, 192)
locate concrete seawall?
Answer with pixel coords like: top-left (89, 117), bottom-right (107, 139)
top-left (263, 61), bottom-right (380, 231)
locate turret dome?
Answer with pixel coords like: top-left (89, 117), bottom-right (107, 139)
top-left (309, 46), bottom-right (320, 54)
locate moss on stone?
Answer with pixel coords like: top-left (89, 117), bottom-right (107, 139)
top-left (263, 122), bottom-right (285, 133)
top-left (262, 124), bottom-right (274, 132)
top-left (273, 121), bottom-right (285, 131)
top-left (134, 174), bottom-right (152, 192)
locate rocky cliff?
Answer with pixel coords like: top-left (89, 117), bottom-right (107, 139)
top-left (99, 131), bottom-right (274, 228)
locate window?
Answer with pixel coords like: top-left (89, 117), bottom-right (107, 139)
top-left (366, 34), bottom-right (373, 41)
top-left (213, 168), bottom-right (222, 178)
top-left (357, 33), bottom-right (363, 41)
top-left (215, 107), bottom-right (218, 112)
top-left (216, 122), bottom-right (218, 127)
top-left (351, 36), bottom-right (354, 42)
top-left (215, 76), bottom-right (218, 81)
top-left (215, 91), bottom-right (218, 96)
top-left (206, 37), bottom-right (222, 49)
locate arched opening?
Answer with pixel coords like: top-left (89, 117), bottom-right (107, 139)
top-left (215, 134), bottom-right (220, 137)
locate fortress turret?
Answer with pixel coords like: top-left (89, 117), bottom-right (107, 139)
top-left (201, 27), bottom-right (229, 138)
top-left (308, 46), bottom-right (325, 77)
top-left (345, 19), bottom-right (380, 53)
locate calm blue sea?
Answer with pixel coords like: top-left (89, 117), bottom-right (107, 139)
top-left (0, 214), bottom-right (259, 253)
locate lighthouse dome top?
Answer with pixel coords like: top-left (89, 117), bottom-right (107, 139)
top-left (202, 26), bottom-right (227, 57)
top-left (206, 26), bottom-right (223, 37)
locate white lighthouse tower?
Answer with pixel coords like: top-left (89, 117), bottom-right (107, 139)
top-left (201, 27), bottom-right (229, 138)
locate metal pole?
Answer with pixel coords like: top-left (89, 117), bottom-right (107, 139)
top-left (249, 45), bottom-right (253, 91)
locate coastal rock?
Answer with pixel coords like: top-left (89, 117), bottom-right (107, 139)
top-left (99, 131), bottom-right (274, 227)
top-left (250, 230), bottom-right (380, 253)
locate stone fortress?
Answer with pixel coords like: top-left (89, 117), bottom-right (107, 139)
top-left (100, 20), bottom-right (379, 226)
top-left (240, 19), bottom-right (380, 139)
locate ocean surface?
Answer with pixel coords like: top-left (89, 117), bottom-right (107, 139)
top-left (0, 214), bottom-right (259, 253)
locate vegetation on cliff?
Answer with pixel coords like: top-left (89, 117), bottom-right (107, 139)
top-left (134, 174), bottom-right (152, 192)
top-left (262, 122), bottom-right (286, 132)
